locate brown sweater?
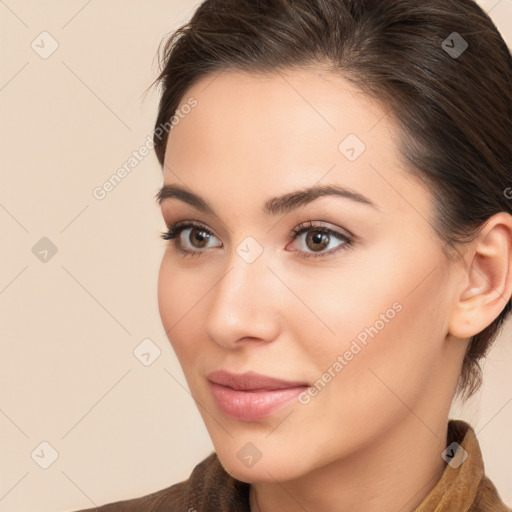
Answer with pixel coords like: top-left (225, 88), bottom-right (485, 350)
top-left (73, 420), bottom-right (511, 511)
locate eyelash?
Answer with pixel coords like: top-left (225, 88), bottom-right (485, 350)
top-left (160, 220), bottom-right (354, 260)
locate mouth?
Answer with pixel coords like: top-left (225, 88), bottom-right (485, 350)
top-left (207, 370), bottom-right (310, 421)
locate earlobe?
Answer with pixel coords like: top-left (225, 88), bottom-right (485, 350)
top-left (448, 213), bottom-right (512, 339)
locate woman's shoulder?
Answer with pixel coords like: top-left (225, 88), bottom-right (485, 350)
top-left (472, 475), bottom-right (512, 512)
top-left (70, 451), bottom-right (251, 512)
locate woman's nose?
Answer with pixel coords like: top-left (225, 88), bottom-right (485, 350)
top-left (202, 249), bottom-right (282, 350)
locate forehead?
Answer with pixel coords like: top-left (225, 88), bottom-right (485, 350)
top-left (163, 67), bottom-right (432, 221)
top-left (170, 67), bottom-right (384, 156)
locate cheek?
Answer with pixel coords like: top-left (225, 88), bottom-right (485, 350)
top-left (157, 254), bottom-right (203, 365)
top-left (292, 242), bottom-right (448, 406)
top-left (157, 255), bottom-right (176, 335)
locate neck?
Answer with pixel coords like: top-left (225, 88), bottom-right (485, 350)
top-left (249, 413), bottom-right (449, 512)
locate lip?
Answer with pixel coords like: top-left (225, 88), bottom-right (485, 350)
top-left (207, 370), bottom-right (309, 391)
top-left (207, 370), bottom-right (310, 421)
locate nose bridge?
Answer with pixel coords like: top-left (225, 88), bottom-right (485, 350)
top-left (203, 244), bottom-right (280, 346)
top-left (216, 231), bottom-right (271, 304)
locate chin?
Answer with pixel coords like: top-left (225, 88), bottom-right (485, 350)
top-left (216, 446), bottom-right (311, 484)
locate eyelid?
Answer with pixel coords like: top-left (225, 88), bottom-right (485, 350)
top-left (161, 220), bottom-right (221, 245)
top-left (289, 219), bottom-right (354, 239)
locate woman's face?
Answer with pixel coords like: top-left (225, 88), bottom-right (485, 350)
top-left (157, 68), bottom-right (465, 482)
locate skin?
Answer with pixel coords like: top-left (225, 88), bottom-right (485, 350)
top-left (157, 67), bottom-right (512, 512)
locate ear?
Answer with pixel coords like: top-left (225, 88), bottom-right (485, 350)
top-left (449, 212), bottom-right (512, 339)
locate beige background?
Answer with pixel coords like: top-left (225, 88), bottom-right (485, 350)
top-left (0, 1), bottom-right (511, 510)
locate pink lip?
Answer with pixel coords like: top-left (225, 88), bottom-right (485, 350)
top-left (207, 370), bottom-right (309, 421)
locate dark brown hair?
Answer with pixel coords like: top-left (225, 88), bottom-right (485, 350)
top-left (151, 0), bottom-right (512, 401)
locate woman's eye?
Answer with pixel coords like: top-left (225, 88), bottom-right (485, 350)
top-left (160, 222), bottom-right (221, 257)
top-left (288, 221), bottom-right (354, 260)
top-left (160, 220), bottom-right (354, 260)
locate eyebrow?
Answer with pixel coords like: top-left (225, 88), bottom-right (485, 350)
top-left (155, 183), bottom-right (379, 216)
